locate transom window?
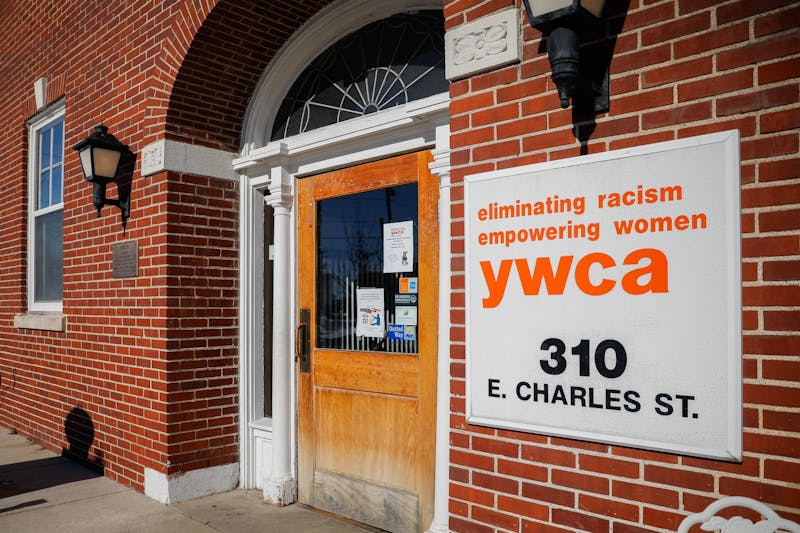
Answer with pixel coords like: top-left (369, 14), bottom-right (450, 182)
top-left (271, 10), bottom-right (446, 141)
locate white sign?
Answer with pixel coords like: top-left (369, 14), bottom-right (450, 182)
top-left (356, 288), bottom-right (385, 338)
top-left (384, 221), bottom-right (414, 273)
top-left (395, 305), bottom-right (418, 326)
top-left (465, 131), bottom-right (742, 461)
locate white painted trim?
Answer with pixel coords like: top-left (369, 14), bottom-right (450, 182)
top-left (263, 165), bottom-right (296, 506)
top-left (426, 125), bottom-right (452, 533)
top-left (240, 0), bottom-right (444, 153)
top-left (141, 139), bottom-right (237, 180)
top-left (27, 102), bottom-right (65, 314)
top-left (250, 418), bottom-right (273, 491)
top-left (143, 463), bottom-right (239, 504)
top-left (235, 93), bottom-right (449, 176)
top-left (238, 181), bottom-right (266, 490)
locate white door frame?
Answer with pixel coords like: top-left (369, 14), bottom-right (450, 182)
top-left (235, 93), bottom-right (450, 484)
top-left (234, 1), bottom-right (452, 529)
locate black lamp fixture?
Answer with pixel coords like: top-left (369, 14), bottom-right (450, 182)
top-left (73, 124), bottom-right (131, 231)
top-left (522, 0), bottom-right (609, 113)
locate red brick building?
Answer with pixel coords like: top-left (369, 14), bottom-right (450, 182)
top-left (0, 0), bottom-right (797, 531)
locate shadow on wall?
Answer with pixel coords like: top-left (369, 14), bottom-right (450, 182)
top-left (62, 407), bottom-right (104, 474)
top-left (537, 0), bottom-right (631, 153)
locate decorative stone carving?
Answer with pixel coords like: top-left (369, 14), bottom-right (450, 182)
top-left (141, 140), bottom-right (165, 176)
top-left (34, 77), bottom-right (47, 110)
top-left (453, 23), bottom-right (508, 66)
top-left (445, 8), bottom-right (519, 80)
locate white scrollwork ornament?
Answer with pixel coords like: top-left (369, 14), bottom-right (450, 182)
top-left (679, 497), bottom-right (800, 533)
top-left (702, 516), bottom-right (784, 533)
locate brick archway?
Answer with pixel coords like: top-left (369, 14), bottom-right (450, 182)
top-left (162, 0), bottom-right (332, 152)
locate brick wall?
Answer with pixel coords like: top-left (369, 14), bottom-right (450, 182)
top-left (2, 0), bottom-right (796, 521)
top-left (0, 0), bottom-right (324, 490)
top-left (444, 0), bottom-right (799, 531)
top-left (166, 0), bottom-right (330, 150)
top-left (162, 170), bottom-right (240, 474)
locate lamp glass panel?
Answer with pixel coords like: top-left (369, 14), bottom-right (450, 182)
top-left (580, 0), bottom-right (605, 17)
top-left (78, 147), bottom-right (93, 180)
top-left (529, 0), bottom-right (574, 16)
top-left (93, 147), bottom-right (122, 179)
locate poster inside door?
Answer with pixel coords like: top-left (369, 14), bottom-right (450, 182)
top-left (356, 288), bottom-right (385, 337)
top-left (383, 221), bottom-right (414, 273)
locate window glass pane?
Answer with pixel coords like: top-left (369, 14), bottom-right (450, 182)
top-left (40, 128), bottom-right (51, 169)
top-left (316, 183), bottom-right (418, 353)
top-left (39, 169), bottom-right (51, 209)
top-left (51, 165), bottom-right (63, 205)
top-left (271, 11), bottom-right (446, 140)
top-left (34, 209), bottom-right (63, 302)
top-left (51, 118), bottom-right (64, 163)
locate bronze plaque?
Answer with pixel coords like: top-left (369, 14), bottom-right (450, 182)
top-left (112, 240), bottom-right (138, 278)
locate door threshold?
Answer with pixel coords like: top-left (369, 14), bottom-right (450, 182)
top-left (297, 503), bottom-right (387, 532)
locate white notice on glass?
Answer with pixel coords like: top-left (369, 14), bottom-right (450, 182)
top-left (395, 305), bottom-right (418, 326)
top-left (356, 288), bottom-right (385, 337)
top-left (383, 221), bottom-right (414, 273)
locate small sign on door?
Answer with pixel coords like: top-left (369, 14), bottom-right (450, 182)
top-left (395, 305), bottom-right (417, 325)
top-left (399, 277), bottom-right (418, 293)
top-left (356, 288), bottom-right (385, 337)
top-left (383, 221), bottom-right (414, 273)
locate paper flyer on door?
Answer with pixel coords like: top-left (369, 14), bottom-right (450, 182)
top-left (383, 220), bottom-right (414, 273)
top-left (356, 287), bottom-right (385, 337)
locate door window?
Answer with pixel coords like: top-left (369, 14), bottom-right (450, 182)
top-left (316, 183), bottom-right (418, 354)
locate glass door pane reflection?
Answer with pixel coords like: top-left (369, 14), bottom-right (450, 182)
top-left (316, 183), bottom-right (418, 354)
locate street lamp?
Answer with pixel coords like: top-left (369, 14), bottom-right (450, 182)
top-left (73, 124), bottom-right (131, 231)
top-left (522, 0), bottom-right (609, 112)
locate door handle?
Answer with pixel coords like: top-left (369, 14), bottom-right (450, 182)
top-left (295, 323), bottom-right (307, 361)
top-left (296, 308), bottom-right (311, 373)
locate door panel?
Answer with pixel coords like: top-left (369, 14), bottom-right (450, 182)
top-left (314, 388), bottom-right (417, 488)
top-left (313, 350), bottom-right (419, 397)
top-left (297, 151), bottom-right (438, 532)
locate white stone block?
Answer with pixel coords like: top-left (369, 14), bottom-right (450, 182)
top-left (445, 8), bottom-right (520, 80)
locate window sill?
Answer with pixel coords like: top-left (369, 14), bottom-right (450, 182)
top-left (14, 313), bottom-right (67, 332)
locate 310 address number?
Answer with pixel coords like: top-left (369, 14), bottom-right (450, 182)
top-left (540, 338), bottom-right (627, 379)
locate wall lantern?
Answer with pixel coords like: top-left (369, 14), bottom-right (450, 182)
top-left (522, 0), bottom-right (609, 112)
top-left (73, 124), bottom-right (131, 231)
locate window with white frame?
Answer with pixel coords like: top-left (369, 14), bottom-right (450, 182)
top-left (28, 104), bottom-right (64, 312)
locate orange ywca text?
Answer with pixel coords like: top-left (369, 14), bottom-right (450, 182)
top-left (479, 248), bottom-right (668, 308)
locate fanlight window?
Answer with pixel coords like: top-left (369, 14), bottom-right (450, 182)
top-left (271, 11), bottom-right (446, 141)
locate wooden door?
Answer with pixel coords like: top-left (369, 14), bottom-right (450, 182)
top-left (297, 151), bottom-right (438, 533)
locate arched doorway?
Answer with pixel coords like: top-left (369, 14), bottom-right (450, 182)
top-left (236, 1), bottom-right (450, 531)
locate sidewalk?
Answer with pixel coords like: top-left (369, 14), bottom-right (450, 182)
top-left (0, 426), bottom-right (368, 533)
